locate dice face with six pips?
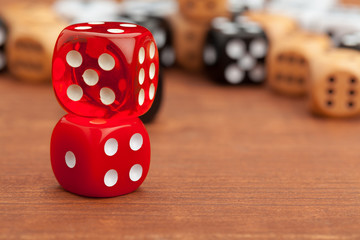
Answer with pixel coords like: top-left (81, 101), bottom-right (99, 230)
top-left (52, 22), bottom-right (159, 119)
top-left (51, 22), bottom-right (157, 197)
top-left (203, 17), bottom-right (268, 85)
top-left (309, 49), bottom-right (360, 117)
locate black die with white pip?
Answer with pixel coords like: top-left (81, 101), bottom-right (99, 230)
top-left (338, 32), bottom-right (360, 51)
top-left (0, 18), bottom-right (7, 72)
top-left (203, 17), bottom-right (268, 85)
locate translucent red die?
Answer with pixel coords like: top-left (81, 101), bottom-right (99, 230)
top-left (50, 114), bottom-right (150, 197)
top-left (52, 22), bottom-right (159, 118)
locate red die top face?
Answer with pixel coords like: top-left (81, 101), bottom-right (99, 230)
top-left (52, 22), bottom-right (159, 118)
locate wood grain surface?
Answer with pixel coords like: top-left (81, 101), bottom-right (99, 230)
top-left (1, 69), bottom-right (360, 239)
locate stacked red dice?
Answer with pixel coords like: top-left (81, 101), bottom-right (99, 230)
top-left (50, 22), bottom-right (159, 197)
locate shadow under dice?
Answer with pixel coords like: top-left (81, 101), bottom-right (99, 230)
top-left (51, 115), bottom-right (150, 197)
top-left (52, 22), bottom-right (159, 119)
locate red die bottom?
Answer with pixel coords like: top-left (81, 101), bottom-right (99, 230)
top-left (50, 114), bottom-right (150, 197)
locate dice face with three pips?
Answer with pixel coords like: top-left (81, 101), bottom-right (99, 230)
top-left (51, 22), bottom-right (157, 197)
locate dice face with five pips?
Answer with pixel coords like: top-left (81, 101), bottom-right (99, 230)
top-left (51, 22), bottom-right (157, 197)
top-left (204, 17), bottom-right (268, 85)
top-left (52, 22), bottom-right (159, 119)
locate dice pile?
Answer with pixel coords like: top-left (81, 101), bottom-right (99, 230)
top-left (50, 22), bottom-right (159, 197)
top-left (244, 7), bottom-right (360, 118)
top-left (2, 0), bottom-right (360, 124)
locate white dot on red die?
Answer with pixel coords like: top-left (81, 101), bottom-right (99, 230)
top-left (149, 83), bottom-right (155, 100)
top-left (104, 138), bottom-right (118, 156)
top-left (138, 47), bottom-right (145, 64)
top-left (104, 169), bottom-right (118, 187)
top-left (88, 21), bottom-right (104, 25)
top-left (129, 133), bottom-right (143, 151)
top-left (66, 50), bottom-right (82, 68)
top-left (149, 42), bottom-right (156, 59)
top-left (107, 29), bottom-right (124, 33)
top-left (65, 151), bottom-right (76, 168)
top-left (98, 53), bottom-right (115, 71)
top-left (138, 89), bottom-right (145, 106)
top-left (67, 84), bottom-right (83, 101)
top-left (82, 69), bottom-right (99, 86)
top-left (120, 23), bottom-right (137, 27)
top-left (129, 164), bottom-right (143, 182)
top-left (100, 87), bottom-right (116, 105)
top-left (139, 68), bottom-right (145, 85)
top-left (149, 63), bottom-right (156, 79)
top-left (75, 26), bottom-right (92, 30)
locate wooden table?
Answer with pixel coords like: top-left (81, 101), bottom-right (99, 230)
top-left (1, 68), bottom-right (360, 239)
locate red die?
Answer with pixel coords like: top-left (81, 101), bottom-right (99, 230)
top-left (52, 22), bottom-right (159, 118)
top-left (50, 114), bottom-right (150, 197)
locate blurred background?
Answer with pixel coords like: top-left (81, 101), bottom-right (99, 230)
top-left (2, 0), bottom-right (360, 119)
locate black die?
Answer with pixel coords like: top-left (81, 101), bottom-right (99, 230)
top-left (0, 18), bottom-right (7, 72)
top-left (204, 17), bottom-right (268, 85)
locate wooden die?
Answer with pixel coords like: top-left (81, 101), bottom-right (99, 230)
top-left (2, 3), bottom-right (67, 83)
top-left (169, 14), bottom-right (209, 71)
top-left (177, 0), bottom-right (229, 24)
top-left (309, 49), bottom-right (360, 117)
top-left (267, 31), bottom-right (331, 96)
top-left (244, 11), bottom-right (299, 44)
top-left (6, 23), bottom-right (65, 83)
